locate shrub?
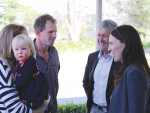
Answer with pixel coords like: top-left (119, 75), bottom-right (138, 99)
top-left (58, 102), bottom-right (88, 113)
top-left (143, 43), bottom-right (150, 49)
top-left (54, 38), bottom-right (95, 53)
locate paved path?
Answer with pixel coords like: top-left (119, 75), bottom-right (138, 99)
top-left (57, 52), bottom-right (89, 105)
top-left (56, 51), bottom-right (150, 105)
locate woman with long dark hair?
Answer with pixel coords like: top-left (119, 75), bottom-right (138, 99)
top-left (108, 25), bottom-right (150, 113)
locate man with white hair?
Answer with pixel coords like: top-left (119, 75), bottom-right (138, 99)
top-left (83, 19), bottom-right (120, 113)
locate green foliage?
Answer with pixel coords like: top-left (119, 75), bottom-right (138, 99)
top-left (118, 0), bottom-right (150, 32)
top-left (0, 0), bottom-right (17, 24)
top-left (0, 0), bottom-right (43, 37)
top-left (58, 102), bottom-right (88, 113)
top-left (143, 43), bottom-right (150, 49)
top-left (54, 37), bottom-right (95, 53)
top-left (0, 0), bottom-right (31, 24)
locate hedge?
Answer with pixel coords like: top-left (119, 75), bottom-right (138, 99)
top-left (58, 102), bottom-right (88, 113)
top-left (54, 38), bottom-right (95, 53)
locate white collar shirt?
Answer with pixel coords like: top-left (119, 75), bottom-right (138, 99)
top-left (93, 50), bottom-right (113, 106)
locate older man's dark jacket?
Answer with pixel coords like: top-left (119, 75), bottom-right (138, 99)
top-left (83, 50), bottom-right (120, 112)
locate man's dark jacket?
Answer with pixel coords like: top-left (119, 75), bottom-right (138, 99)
top-left (83, 51), bottom-right (120, 112)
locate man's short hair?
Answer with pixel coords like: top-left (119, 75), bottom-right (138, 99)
top-left (97, 19), bottom-right (118, 31)
top-left (34, 14), bottom-right (57, 32)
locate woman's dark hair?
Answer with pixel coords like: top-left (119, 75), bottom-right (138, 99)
top-left (111, 25), bottom-right (150, 86)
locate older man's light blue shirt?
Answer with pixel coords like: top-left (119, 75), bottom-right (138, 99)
top-left (93, 51), bottom-right (113, 107)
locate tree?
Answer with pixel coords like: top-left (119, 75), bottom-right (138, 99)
top-left (52, 0), bottom-right (95, 41)
top-left (0, 0), bottom-right (41, 37)
top-left (103, 0), bottom-right (150, 38)
top-left (116, 0), bottom-right (150, 34)
top-left (0, 0), bottom-right (24, 24)
top-left (17, 9), bottom-right (40, 36)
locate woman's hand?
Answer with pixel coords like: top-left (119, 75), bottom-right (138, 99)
top-left (12, 76), bottom-right (16, 82)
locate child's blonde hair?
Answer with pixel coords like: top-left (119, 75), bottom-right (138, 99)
top-left (12, 34), bottom-right (36, 58)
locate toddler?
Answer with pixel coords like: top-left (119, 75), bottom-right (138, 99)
top-left (12, 34), bottom-right (49, 109)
